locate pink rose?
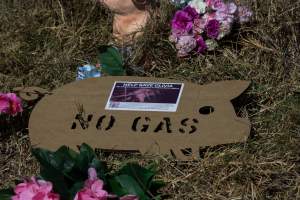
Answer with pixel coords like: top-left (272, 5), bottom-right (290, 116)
top-left (12, 177), bottom-right (60, 200)
top-left (74, 168), bottom-right (108, 200)
top-left (0, 93), bottom-right (23, 116)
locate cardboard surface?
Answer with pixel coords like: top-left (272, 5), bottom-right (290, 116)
top-left (29, 76), bottom-right (251, 160)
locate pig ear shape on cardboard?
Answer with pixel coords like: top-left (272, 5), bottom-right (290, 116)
top-left (202, 80), bottom-right (250, 100)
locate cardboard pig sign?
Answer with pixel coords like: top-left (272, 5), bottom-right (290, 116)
top-left (24, 77), bottom-right (251, 160)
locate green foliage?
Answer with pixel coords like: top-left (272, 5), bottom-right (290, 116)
top-left (108, 163), bottom-right (165, 200)
top-left (98, 45), bottom-right (125, 76)
top-left (2, 143), bottom-right (164, 200)
top-left (0, 188), bottom-right (14, 200)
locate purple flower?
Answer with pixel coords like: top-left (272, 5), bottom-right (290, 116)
top-left (195, 36), bottom-right (207, 54)
top-left (205, 19), bottom-right (220, 39)
top-left (238, 6), bottom-right (253, 23)
top-left (175, 35), bottom-right (197, 57)
top-left (171, 6), bottom-right (199, 35)
top-left (182, 5), bottom-right (199, 19)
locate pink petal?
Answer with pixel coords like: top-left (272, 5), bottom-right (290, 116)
top-left (76, 191), bottom-right (96, 200)
top-left (13, 178), bottom-right (60, 200)
top-left (32, 192), bottom-right (46, 200)
top-left (7, 93), bottom-right (23, 115)
top-left (88, 168), bottom-right (97, 181)
top-left (12, 195), bottom-right (20, 200)
top-left (37, 180), bottom-right (53, 193)
top-left (0, 94), bottom-right (10, 113)
top-left (14, 183), bottom-right (29, 194)
top-left (19, 189), bottom-right (35, 200)
top-left (48, 193), bottom-right (60, 200)
top-left (91, 180), bottom-right (108, 198)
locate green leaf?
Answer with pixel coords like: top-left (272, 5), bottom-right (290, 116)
top-left (0, 188), bottom-right (13, 200)
top-left (108, 177), bottom-right (127, 196)
top-left (149, 180), bottom-right (166, 192)
top-left (75, 143), bottom-right (96, 171)
top-left (152, 195), bottom-right (163, 200)
top-left (69, 181), bottom-right (84, 199)
top-left (146, 162), bottom-right (158, 173)
top-left (118, 163), bottom-right (155, 190)
top-left (32, 147), bottom-right (57, 168)
top-left (116, 162), bottom-right (165, 199)
top-left (98, 45), bottom-right (125, 76)
top-left (90, 158), bottom-right (108, 182)
top-left (113, 175), bottom-right (149, 200)
top-left (53, 146), bottom-right (76, 174)
top-left (32, 147), bottom-right (71, 199)
top-left (39, 166), bottom-right (70, 199)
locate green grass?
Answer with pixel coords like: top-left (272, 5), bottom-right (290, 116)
top-left (0, 0), bottom-right (299, 199)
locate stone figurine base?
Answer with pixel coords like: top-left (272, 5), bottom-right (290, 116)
top-left (100, 0), bottom-right (154, 43)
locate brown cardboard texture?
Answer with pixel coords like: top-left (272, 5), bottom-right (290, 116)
top-left (29, 76), bottom-right (251, 160)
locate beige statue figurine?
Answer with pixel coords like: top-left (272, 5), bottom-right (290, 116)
top-left (100, 0), bottom-right (156, 43)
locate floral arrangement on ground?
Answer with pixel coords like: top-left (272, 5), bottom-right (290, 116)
top-left (170, 0), bottom-right (252, 57)
top-left (0, 143), bottom-right (165, 200)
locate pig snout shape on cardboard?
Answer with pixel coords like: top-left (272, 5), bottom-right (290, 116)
top-left (27, 77), bottom-right (251, 160)
top-left (99, 0), bottom-right (155, 43)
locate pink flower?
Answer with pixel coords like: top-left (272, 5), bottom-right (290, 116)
top-left (0, 94), bottom-right (10, 114)
top-left (74, 168), bottom-right (108, 200)
top-left (0, 93), bottom-right (23, 116)
top-left (206, 0), bottom-right (226, 11)
top-left (193, 17), bottom-right (207, 34)
top-left (195, 36), bottom-right (207, 54)
top-left (175, 35), bottom-right (197, 57)
top-left (12, 177), bottom-right (60, 200)
top-left (215, 3), bottom-right (237, 23)
top-left (226, 2), bottom-right (238, 14)
top-left (238, 6), bottom-right (253, 23)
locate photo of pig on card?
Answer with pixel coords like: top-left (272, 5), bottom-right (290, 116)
top-left (105, 81), bottom-right (184, 112)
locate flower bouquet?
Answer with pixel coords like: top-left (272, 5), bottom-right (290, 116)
top-left (169, 0), bottom-right (253, 57)
top-left (0, 144), bottom-right (165, 200)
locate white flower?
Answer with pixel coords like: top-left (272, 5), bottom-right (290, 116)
top-left (205, 39), bottom-right (218, 51)
top-left (188, 0), bottom-right (207, 14)
top-left (227, 2), bottom-right (237, 14)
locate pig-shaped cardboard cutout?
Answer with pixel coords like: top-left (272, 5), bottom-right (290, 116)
top-left (26, 77), bottom-right (251, 160)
